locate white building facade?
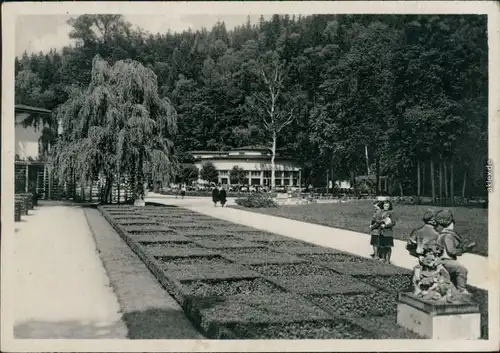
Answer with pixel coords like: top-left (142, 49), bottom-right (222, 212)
top-left (190, 146), bottom-right (301, 186)
top-left (15, 105), bottom-right (53, 160)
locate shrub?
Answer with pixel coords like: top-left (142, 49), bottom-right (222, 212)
top-left (235, 193), bottom-right (277, 208)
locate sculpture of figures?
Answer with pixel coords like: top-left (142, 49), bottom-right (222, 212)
top-left (411, 241), bottom-right (458, 302)
top-left (406, 210), bottom-right (440, 257)
top-left (436, 210), bottom-right (476, 296)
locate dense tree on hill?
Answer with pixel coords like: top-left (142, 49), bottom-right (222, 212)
top-left (16, 14), bottom-right (488, 197)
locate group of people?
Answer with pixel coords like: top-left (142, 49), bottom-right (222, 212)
top-left (211, 185), bottom-right (227, 207)
top-left (369, 198), bottom-right (475, 295)
top-left (369, 199), bottom-right (396, 263)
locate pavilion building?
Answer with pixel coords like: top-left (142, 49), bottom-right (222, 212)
top-left (190, 145), bottom-right (302, 187)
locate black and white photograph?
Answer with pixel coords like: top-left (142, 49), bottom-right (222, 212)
top-left (1, 1), bottom-right (499, 351)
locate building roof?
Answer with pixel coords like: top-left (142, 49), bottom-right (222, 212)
top-left (231, 144), bottom-right (286, 152)
top-left (190, 145), bottom-right (286, 155)
top-left (189, 150), bottom-right (227, 155)
top-left (193, 154), bottom-right (298, 162)
top-left (231, 144), bottom-right (269, 151)
top-left (15, 104), bottom-right (52, 116)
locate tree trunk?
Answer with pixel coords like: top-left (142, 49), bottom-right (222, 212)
top-left (417, 160), bottom-right (421, 197)
top-left (101, 177), bottom-right (109, 204)
top-left (298, 169), bottom-right (302, 199)
top-left (72, 171), bottom-right (77, 201)
top-left (25, 163), bottom-right (29, 193)
top-left (43, 165), bottom-right (47, 200)
top-left (462, 170), bottom-right (467, 198)
top-left (365, 145), bottom-right (370, 175)
top-left (422, 163), bottom-right (426, 196)
top-left (430, 160), bottom-right (436, 202)
top-left (439, 162), bottom-right (443, 200)
top-left (117, 173), bottom-right (121, 204)
top-left (330, 158), bottom-right (335, 194)
top-left (450, 162), bottom-right (454, 199)
top-left (326, 170), bottom-right (329, 195)
top-left (398, 182), bottom-right (404, 197)
top-left (376, 157), bottom-right (380, 195)
top-left (107, 175), bottom-right (114, 204)
top-left (444, 162), bottom-right (449, 199)
top-left (271, 132), bottom-right (277, 191)
top-left (135, 153), bottom-right (146, 206)
top-left (81, 179), bottom-right (85, 202)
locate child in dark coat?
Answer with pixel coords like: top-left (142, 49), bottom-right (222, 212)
top-left (369, 201), bottom-right (383, 258)
top-left (219, 186), bottom-right (227, 207)
top-left (378, 200), bottom-right (396, 264)
top-left (212, 186), bottom-right (220, 207)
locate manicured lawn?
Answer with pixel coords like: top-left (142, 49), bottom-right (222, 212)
top-left (232, 201), bottom-right (488, 256)
top-left (98, 204), bottom-right (489, 339)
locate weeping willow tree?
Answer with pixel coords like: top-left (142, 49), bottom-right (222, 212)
top-left (53, 55), bottom-right (178, 204)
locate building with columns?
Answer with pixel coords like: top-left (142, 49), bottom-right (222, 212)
top-left (190, 145), bottom-right (301, 187)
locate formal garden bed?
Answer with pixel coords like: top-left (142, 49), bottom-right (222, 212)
top-left (98, 204), bottom-right (489, 339)
top-left (231, 201), bottom-right (488, 256)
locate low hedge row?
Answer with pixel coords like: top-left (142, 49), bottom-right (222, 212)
top-left (98, 204), bottom-right (488, 339)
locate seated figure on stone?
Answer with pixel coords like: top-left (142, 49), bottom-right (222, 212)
top-left (411, 241), bottom-right (457, 302)
top-left (435, 210), bottom-right (476, 296)
top-left (406, 210), bottom-right (440, 258)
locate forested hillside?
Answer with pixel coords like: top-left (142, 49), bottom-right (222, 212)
top-left (15, 14), bottom-right (488, 197)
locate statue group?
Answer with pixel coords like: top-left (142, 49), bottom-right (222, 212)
top-left (406, 209), bottom-right (476, 303)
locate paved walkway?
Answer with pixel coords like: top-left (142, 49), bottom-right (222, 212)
top-left (146, 193), bottom-right (490, 291)
top-left (12, 206), bottom-right (127, 339)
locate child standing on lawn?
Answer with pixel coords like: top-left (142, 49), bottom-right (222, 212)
top-left (369, 201), bottom-right (383, 258)
top-left (378, 200), bottom-right (396, 264)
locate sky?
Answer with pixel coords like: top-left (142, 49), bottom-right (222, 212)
top-left (15, 14), bottom-right (268, 57)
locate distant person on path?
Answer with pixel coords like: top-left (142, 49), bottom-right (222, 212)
top-left (369, 201), bottom-right (383, 258)
top-left (180, 184), bottom-right (186, 199)
top-left (436, 210), bottom-right (476, 295)
top-left (212, 185), bottom-right (220, 207)
top-left (406, 210), bottom-right (440, 258)
top-left (219, 185), bottom-right (227, 207)
top-left (378, 200), bottom-right (396, 264)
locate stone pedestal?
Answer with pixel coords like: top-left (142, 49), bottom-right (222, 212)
top-left (397, 292), bottom-right (481, 339)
